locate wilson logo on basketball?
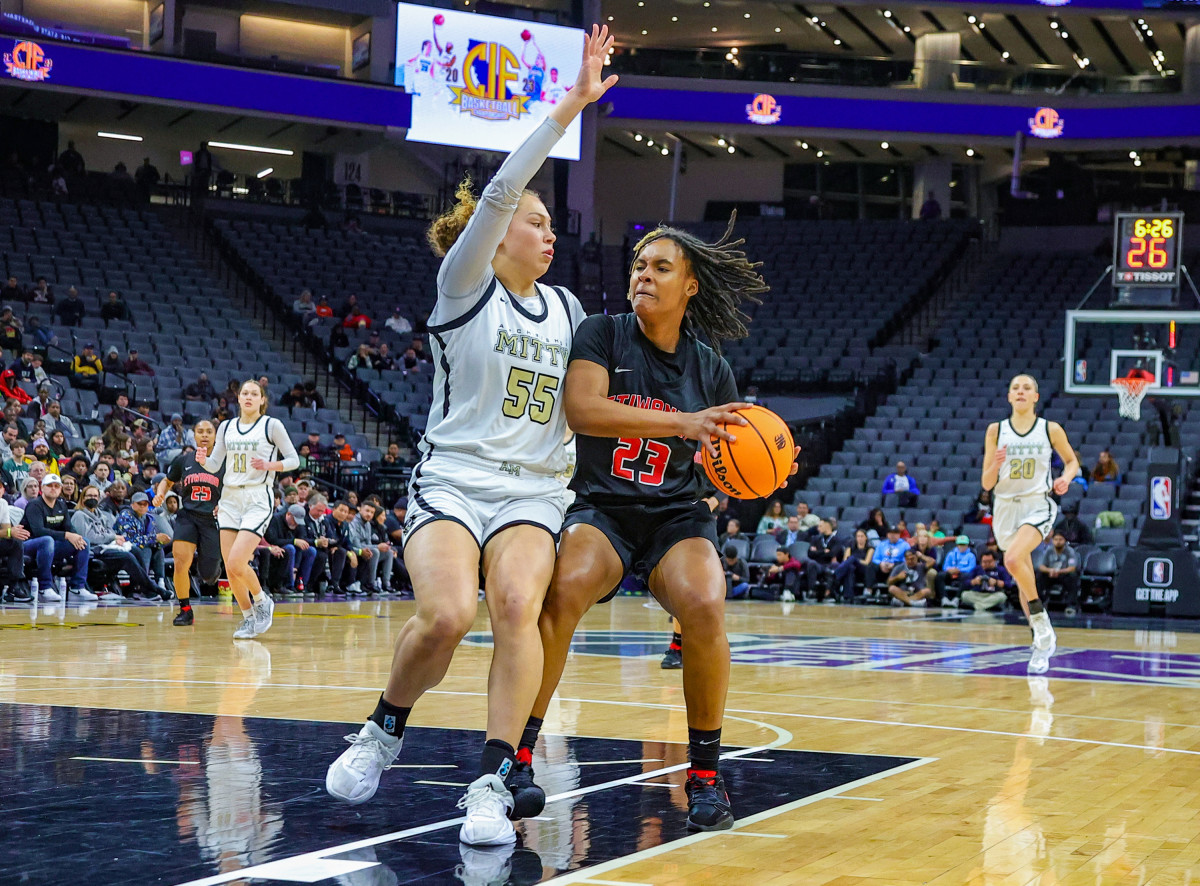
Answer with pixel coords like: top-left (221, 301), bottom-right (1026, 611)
top-left (4, 41), bottom-right (52, 82)
top-left (1028, 107), bottom-right (1064, 139)
top-left (774, 433), bottom-right (787, 451)
top-left (746, 93), bottom-right (782, 125)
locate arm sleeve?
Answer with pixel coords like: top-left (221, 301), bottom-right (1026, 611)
top-left (714, 358), bottom-right (739, 405)
top-left (436, 118), bottom-right (567, 311)
top-left (270, 419), bottom-right (301, 471)
top-left (166, 454), bottom-right (184, 484)
top-left (205, 422), bottom-right (228, 473)
top-left (568, 314), bottom-right (615, 367)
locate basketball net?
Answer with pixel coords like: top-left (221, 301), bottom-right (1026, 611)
top-left (1112, 376), bottom-right (1150, 420)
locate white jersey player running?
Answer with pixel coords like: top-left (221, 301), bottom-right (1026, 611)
top-left (326, 25), bottom-right (617, 851)
top-left (981, 374), bottom-right (1079, 674)
top-left (197, 380), bottom-right (300, 641)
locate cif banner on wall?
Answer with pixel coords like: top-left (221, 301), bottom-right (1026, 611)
top-left (394, 3), bottom-right (583, 160)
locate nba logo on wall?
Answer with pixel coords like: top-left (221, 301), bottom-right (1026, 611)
top-left (4, 41), bottom-right (52, 82)
top-left (1028, 107), bottom-right (1064, 139)
top-left (746, 94), bottom-right (782, 125)
top-left (1144, 558), bottom-right (1173, 587)
top-left (1151, 476), bottom-right (1172, 519)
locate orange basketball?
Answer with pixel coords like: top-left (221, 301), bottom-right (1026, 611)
top-left (701, 404), bottom-right (794, 500)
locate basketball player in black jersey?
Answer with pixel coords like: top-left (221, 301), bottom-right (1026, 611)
top-left (518, 218), bottom-right (792, 832)
top-left (154, 420), bottom-right (222, 626)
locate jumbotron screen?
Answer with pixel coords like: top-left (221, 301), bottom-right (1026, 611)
top-left (395, 3), bottom-right (583, 160)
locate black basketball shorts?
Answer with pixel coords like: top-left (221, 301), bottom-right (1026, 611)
top-left (564, 497), bottom-right (719, 603)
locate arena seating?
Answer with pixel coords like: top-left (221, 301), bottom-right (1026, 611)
top-left (0, 198), bottom-right (372, 458)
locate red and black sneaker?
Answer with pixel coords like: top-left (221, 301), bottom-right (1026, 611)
top-left (506, 748), bottom-right (546, 820)
top-left (685, 770), bottom-right (734, 831)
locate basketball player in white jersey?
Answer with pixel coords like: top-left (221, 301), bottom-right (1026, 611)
top-left (197, 380), bottom-right (300, 641)
top-left (981, 374), bottom-right (1079, 673)
top-left (325, 26), bottom-right (616, 849)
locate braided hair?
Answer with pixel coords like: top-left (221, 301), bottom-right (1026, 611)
top-left (629, 212), bottom-right (767, 354)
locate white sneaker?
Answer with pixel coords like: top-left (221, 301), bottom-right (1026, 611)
top-left (233, 615), bottom-right (258, 639)
top-left (457, 774), bottom-right (516, 846)
top-left (455, 844), bottom-right (515, 886)
top-left (70, 586), bottom-right (98, 602)
top-left (39, 587), bottom-right (61, 603)
top-left (909, 598), bottom-right (927, 608)
top-left (251, 592), bottom-right (275, 635)
top-left (1028, 612), bottom-right (1056, 674)
top-left (780, 590), bottom-right (795, 602)
top-left (326, 720), bottom-right (403, 804)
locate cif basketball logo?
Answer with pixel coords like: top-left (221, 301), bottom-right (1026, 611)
top-left (746, 94), bottom-right (782, 125)
top-left (1028, 107), bottom-right (1064, 139)
top-left (1144, 557), bottom-right (1173, 587)
top-left (4, 41), bottom-right (52, 82)
top-left (449, 40), bottom-right (531, 121)
top-left (1151, 476), bottom-right (1172, 520)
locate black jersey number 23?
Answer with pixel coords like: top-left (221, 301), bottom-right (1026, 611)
top-left (611, 438), bottom-right (669, 487)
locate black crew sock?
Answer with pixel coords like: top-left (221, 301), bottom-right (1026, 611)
top-left (668, 631), bottom-right (682, 651)
top-left (368, 695), bottom-right (411, 739)
top-left (480, 738), bottom-right (517, 781)
top-left (1028, 599), bottom-right (1045, 616)
top-left (688, 726), bottom-right (722, 775)
top-left (518, 716), bottom-right (543, 754)
top-left (179, 601), bottom-right (192, 612)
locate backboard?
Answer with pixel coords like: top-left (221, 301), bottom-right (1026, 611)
top-left (1063, 310), bottom-right (1200, 397)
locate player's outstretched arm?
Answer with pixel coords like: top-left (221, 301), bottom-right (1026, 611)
top-left (436, 25), bottom-right (618, 301)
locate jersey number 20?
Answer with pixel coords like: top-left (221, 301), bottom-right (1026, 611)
top-left (502, 368), bottom-right (559, 425)
top-left (1008, 458), bottom-right (1036, 480)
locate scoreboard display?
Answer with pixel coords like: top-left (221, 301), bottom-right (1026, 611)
top-left (1113, 212), bottom-right (1183, 289)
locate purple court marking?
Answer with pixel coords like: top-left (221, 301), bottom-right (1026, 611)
top-left (468, 629), bottom-right (1200, 687)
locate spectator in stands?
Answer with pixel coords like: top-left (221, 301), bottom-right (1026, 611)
top-left (372, 343), bottom-right (396, 371)
top-left (763, 546), bottom-right (804, 598)
top-left (3, 437), bottom-right (31, 486)
top-left (88, 461), bottom-right (113, 494)
top-left (382, 442), bottom-right (402, 466)
top-left (325, 499), bottom-right (360, 595)
top-left (962, 551), bottom-right (1013, 612)
top-left (4, 402), bottom-right (31, 436)
top-left (71, 342), bottom-right (102, 390)
top-left (103, 346), bottom-right (123, 375)
top-left (30, 438), bottom-right (58, 475)
top-left (111, 161), bottom-right (134, 187)
top-left (794, 501), bottom-right (820, 533)
top-left (1036, 530), bottom-right (1081, 616)
top-left (347, 500), bottom-right (394, 595)
top-left (303, 430), bottom-right (323, 459)
top-left (908, 529), bottom-right (942, 571)
top-left (58, 141), bottom-right (85, 177)
top-left (757, 500), bottom-right (786, 534)
top-left (1092, 450), bottom-right (1120, 484)
top-left (934, 535), bottom-right (977, 607)
top-left (835, 528), bottom-right (874, 603)
top-left (1054, 504), bottom-right (1093, 547)
top-left (386, 306), bottom-right (413, 336)
top-left (0, 423), bottom-right (17, 463)
top-left (58, 472), bottom-right (79, 506)
top-left (301, 493), bottom-right (333, 596)
top-left (314, 295), bottom-right (333, 319)
top-left (25, 384), bottom-right (52, 422)
top-left (155, 413), bottom-right (192, 465)
top-left (718, 518), bottom-right (747, 549)
top-left (963, 489), bottom-right (993, 526)
top-left (184, 371), bottom-right (217, 404)
top-left (45, 401), bottom-right (78, 439)
top-left (293, 289), bottom-right (315, 318)
top-left (21, 473), bottom-right (92, 602)
top-left (14, 477), bottom-right (39, 511)
top-left (806, 519), bottom-right (844, 602)
top-left (100, 291), bottom-right (131, 327)
top-left (86, 436), bottom-right (104, 467)
top-left (134, 157), bottom-right (160, 202)
top-left (919, 191), bottom-right (942, 220)
top-left (101, 480), bottom-right (128, 517)
top-left (402, 347), bottom-right (421, 372)
top-left (8, 349), bottom-right (35, 383)
top-left (722, 544), bottom-right (750, 599)
top-left (124, 348), bottom-right (154, 376)
top-left (114, 491), bottom-right (167, 589)
top-left (24, 319), bottom-right (53, 353)
top-left (0, 306), bottom-right (22, 352)
top-left (775, 515), bottom-right (806, 548)
top-left (131, 460), bottom-right (161, 495)
top-left (332, 433), bottom-right (355, 461)
top-left (928, 518), bottom-right (949, 541)
top-left (410, 338), bottom-right (434, 364)
top-left (29, 277), bottom-right (52, 305)
top-left (0, 276), bottom-right (25, 303)
top-left (887, 549), bottom-right (936, 607)
top-left (894, 518), bottom-right (911, 541)
top-left (264, 503), bottom-right (316, 598)
top-left (302, 381), bottom-right (325, 410)
top-left (56, 288), bottom-right (85, 327)
top-left (345, 343), bottom-right (374, 373)
top-left (882, 461), bottom-right (920, 508)
top-left (280, 383), bottom-right (308, 414)
top-left (859, 508), bottom-right (889, 542)
top-left (867, 525), bottom-right (910, 589)
top-left (72, 485), bottom-right (160, 601)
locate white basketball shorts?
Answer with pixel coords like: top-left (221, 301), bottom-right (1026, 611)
top-left (992, 494), bottom-right (1058, 553)
top-left (217, 485), bottom-right (274, 536)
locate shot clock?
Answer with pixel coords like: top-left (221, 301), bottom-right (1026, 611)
top-left (1112, 212), bottom-right (1183, 289)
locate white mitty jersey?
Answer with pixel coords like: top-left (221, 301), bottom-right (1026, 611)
top-left (995, 416), bottom-right (1053, 500)
top-left (207, 415), bottom-right (299, 489)
top-left (422, 278), bottom-right (585, 474)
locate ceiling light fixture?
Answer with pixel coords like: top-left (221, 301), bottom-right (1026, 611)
top-left (208, 141), bottom-right (294, 156)
top-left (881, 141), bottom-right (889, 149)
top-left (257, 167), bottom-right (274, 179)
top-left (966, 148), bottom-right (975, 156)
top-left (97, 131), bottom-right (143, 142)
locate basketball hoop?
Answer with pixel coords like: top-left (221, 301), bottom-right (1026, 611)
top-left (1112, 376), bottom-right (1151, 420)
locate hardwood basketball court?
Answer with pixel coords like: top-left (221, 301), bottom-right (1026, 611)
top-left (2, 596), bottom-right (1198, 885)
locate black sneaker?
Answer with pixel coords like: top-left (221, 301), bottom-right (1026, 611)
top-left (685, 772), bottom-right (734, 831)
top-left (7, 581), bottom-right (32, 603)
top-left (173, 607), bottom-right (194, 626)
top-left (506, 760), bottom-right (546, 820)
top-left (660, 647), bottom-right (682, 669)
